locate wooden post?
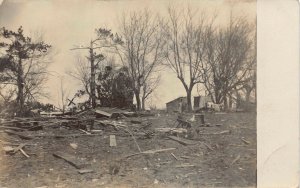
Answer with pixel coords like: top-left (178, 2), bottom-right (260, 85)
top-left (195, 114), bottom-right (205, 124)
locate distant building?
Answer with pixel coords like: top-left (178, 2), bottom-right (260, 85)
top-left (166, 97), bottom-right (188, 113)
top-left (193, 96), bottom-right (212, 111)
top-left (166, 95), bottom-right (213, 112)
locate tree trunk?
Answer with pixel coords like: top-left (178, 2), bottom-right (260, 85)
top-left (186, 88), bottom-right (193, 112)
top-left (141, 97), bottom-right (145, 111)
top-left (245, 90), bottom-right (251, 103)
top-left (17, 58), bottom-right (24, 116)
top-left (135, 90), bottom-right (141, 111)
top-left (223, 95), bottom-right (228, 111)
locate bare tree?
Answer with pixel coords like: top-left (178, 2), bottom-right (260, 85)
top-left (141, 74), bottom-right (160, 110)
top-left (201, 15), bottom-right (256, 109)
top-left (57, 76), bottom-right (70, 114)
top-left (162, 6), bottom-right (215, 112)
top-left (115, 9), bottom-right (165, 110)
top-left (70, 28), bottom-right (119, 108)
top-left (67, 55), bottom-right (91, 102)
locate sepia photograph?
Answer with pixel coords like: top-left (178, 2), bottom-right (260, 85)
top-left (0, 0), bottom-right (257, 187)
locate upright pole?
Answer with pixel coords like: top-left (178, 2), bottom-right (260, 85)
top-left (90, 41), bottom-right (96, 109)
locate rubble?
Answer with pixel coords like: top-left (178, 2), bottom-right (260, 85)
top-left (0, 107), bottom-right (256, 187)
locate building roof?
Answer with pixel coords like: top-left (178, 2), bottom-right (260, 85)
top-left (166, 96), bottom-right (186, 104)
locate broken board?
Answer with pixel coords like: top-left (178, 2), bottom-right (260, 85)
top-left (110, 135), bottom-right (117, 147)
top-left (53, 151), bottom-right (87, 169)
top-left (167, 136), bottom-right (197, 146)
top-left (94, 110), bottom-right (111, 118)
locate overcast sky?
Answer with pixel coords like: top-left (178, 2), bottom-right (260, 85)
top-left (0, 0), bottom-right (256, 109)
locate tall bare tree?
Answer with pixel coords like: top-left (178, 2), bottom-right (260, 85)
top-left (115, 9), bottom-right (165, 110)
top-left (67, 55), bottom-right (91, 101)
top-left (57, 76), bottom-right (70, 114)
top-left (201, 15), bottom-right (256, 109)
top-left (162, 6), bottom-right (215, 112)
top-left (70, 28), bottom-right (119, 108)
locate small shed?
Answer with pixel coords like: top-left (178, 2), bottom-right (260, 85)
top-left (166, 97), bottom-right (188, 113)
top-left (193, 96), bottom-right (212, 111)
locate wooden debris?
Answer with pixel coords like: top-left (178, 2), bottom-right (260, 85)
top-left (78, 169), bottom-right (94, 174)
top-left (34, 133), bottom-right (102, 138)
top-left (90, 130), bottom-right (102, 133)
top-left (125, 148), bottom-right (176, 158)
top-left (203, 143), bottom-right (214, 151)
top-left (0, 126), bottom-right (27, 131)
top-left (241, 138), bottom-right (251, 145)
top-left (167, 136), bottom-right (197, 146)
top-left (195, 114), bottom-right (205, 124)
top-left (79, 129), bottom-right (91, 135)
top-left (230, 154), bottom-right (241, 166)
top-left (142, 148), bottom-right (176, 154)
top-left (3, 146), bottom-right (14, 153)
top-left (130, 120), bottom-right (142, 124)
top-left (4, 130), bottom-right (33, 140)
top-left (119, 127), bottom-right (141, 152)
top-left (171, 153), bottom-right (180, 160)
top-left (180, 156), bottom-right (190, 159)
top-left (109, 135), bottom-right (117, 147)
top-left (175, 164), bottom-right (195, 168)
top-left (155, 128), bottom-right (187, 134)
top-left (198, 130), bottom-right (230, 135)
top-left (70, 143), bottom-right (78, 150)
top-left (177, 118), bottom-right (192, 128)
top-left (20, 148), bottom-right (30, 158)
top-left (13, 143), bottom-right (27, 153)
top-left (94, 109), bottom-right (111, 118)
top-left (53, 151), bottom-right (86, 169)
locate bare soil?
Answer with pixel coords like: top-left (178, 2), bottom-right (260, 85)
top-left (0, 112), bottom-right (256, 188)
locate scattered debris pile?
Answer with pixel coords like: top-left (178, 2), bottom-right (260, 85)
top-left (0, 109), bottom-right (256, 187)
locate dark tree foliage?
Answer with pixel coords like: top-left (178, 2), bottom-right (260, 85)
top-left (96, 66), bottom-right (134, 109)
top-left (0, 26), bottom-right (51, 115)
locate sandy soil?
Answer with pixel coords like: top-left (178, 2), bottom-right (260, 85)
top-left (0, 112), bottom-right (256, 188)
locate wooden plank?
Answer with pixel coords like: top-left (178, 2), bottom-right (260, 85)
top-left (125, 148), bottom-right (176, 158)
top-left (94, 109), bottom-right (111, 118)
top-left (78, 169), bottom-right (94, 174)
top-left (109, 135), bottom-right (117, 147)
top-left (34, 133), bottom-right (102, 138)
top-left (167, 136), bottom-right (197, 146)
top-left (53, 151), bottom-right (86, 169)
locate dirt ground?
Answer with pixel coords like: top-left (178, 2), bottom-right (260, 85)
top-left (0, 111), bottom-right (256, 188)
